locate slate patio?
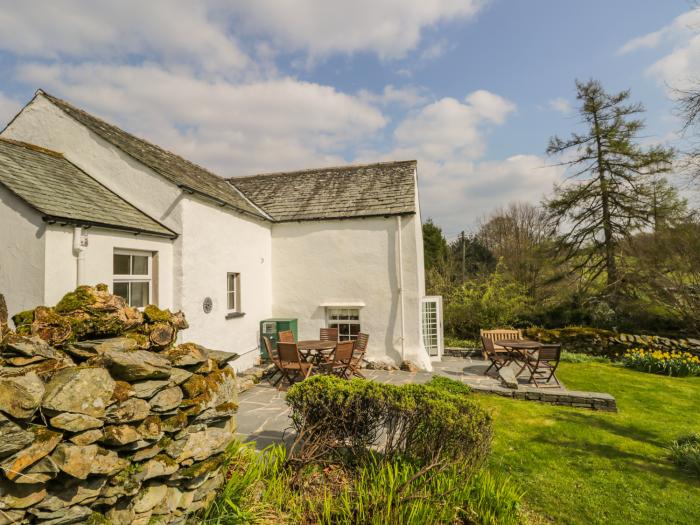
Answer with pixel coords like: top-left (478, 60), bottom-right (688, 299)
top-left (235, 356), bottom-right (617, 450)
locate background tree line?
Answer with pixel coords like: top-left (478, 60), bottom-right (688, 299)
top-left (425, 79), bottom-right (700, 342)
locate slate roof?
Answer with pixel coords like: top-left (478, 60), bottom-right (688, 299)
top-left (228, 160), bottom-right (417, 222)
top-left (37, 91), bottom-right (267, 220)
top-left (0, 138), bottom-right (175, 237)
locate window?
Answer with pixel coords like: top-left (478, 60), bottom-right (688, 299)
top-left (227, 273), bottom-right (241, 312)
top-left (327, 308), bottom-right (361, 341)
top-left (113, 250), bottom-right (152, 308)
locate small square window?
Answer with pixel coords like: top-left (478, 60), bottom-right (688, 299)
top-left (113, 250), bottom-right (153, 309)
top-left (326, 307), bottom-right (361, 341)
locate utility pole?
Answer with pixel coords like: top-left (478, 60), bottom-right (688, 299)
top-left (461, 230), bottom-right (466, 283)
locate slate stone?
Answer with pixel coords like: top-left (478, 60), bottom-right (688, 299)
top-left (0, 509), bottom-right (24, 524)
top-left (49, 412), bottom-right (103, 432)
top-left (90, 447), bottom-right (129, 476)
top-left (50, 443), bottom-right (98, 479)
top-left (0, 334), bottom-right (59, 359)
top-left (167, 367), bottom-right (193, 386)
top-left (28, 505), bottom-right (92, 525)
top-left (0, 413), bottom-right (34, 459)
top-left (169, 426), bottom-right (232, 463)
top-left (104, 348), bottom-right (171, 381)
top-left (1, 427), bottom-right (62, 481)
top-left (101, 424), bottom-right (141, 446)
top-left (105, 397), bottom-right (151, 423)
top-left (138, 455), bottom-right (179, 481)
top-left (132, 379), bottom-right (170, 399)
top-left (133, 483), bottom-right (168, 513)
top-left (14, 456), bottom-right (59, 485)
top-left (64, 337), bottom-right (137, 360)
top-left (69, 428), bottom-right (104, 446)
top-left (0, 371), bottom-right (44, 419)
top-left (42, 367), bottom-right (115, 418)
top-left (163, 343), bottom-right (209, 367)
top-left (150, 386), bottom-right (183, 412)
top-left (0, 479), bottom-right (47, 509)
top-left (37, 476), bottom-right (106, 511)
top-left (207, 349), bottom-right (239, 366)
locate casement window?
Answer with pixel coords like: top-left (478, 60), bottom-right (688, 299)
top-left (327, 308), bottom-right (361, 341)
top-left (227, 273), bottom-right (241, 312)
top-left (113, 250), bottom-right (152, 308)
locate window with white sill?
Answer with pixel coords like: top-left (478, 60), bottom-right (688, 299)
top-left (113, 250), bottom-right (152, 308)
top-left (326, 307), bottom-right (361, 341)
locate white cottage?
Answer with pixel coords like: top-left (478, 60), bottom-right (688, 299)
top-left (0, 90), bottom-right (443, 370)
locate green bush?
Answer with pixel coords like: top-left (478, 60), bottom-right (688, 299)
top-left (444, 261), bottom-right (530, 339)
top-left (425, 375), bottom-right (473, 396)
top-left (285, 375), bottom-right (492, 471)
top-left (669, 433), bottom-right (700, 478)
top-left (204, 441), bottom-right (524, 525)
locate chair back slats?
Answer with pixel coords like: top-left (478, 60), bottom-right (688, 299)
top-left (480, 329), bottom-right (522, 342)
top-left (481, 335), bottom-right (496, 355)
top-left (537, 344), bottom-right (561, 362)
top-left (320, 327), bottom-right (339, 342)
top-left (277, 342), bottom-right (300, 364)
top-left (278, 330), bottom-right (295, 343)
top-left (263, 335), bottom-right (276, 360)
top-left (355, 333), bottom-right (369, 352)
top-left (334, 341), bottom-right (355, 363)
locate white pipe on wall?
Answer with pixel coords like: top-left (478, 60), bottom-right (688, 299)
top-left (73, 226), bottom-right (86, 286)
top-left (396, 215), bottom-right (405, 361)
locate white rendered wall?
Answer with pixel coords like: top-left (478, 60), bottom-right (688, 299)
top-left (271, 214), bottom-right (430, 369)
top-left (0, 186), bottom-right (45, 320)
top-left (180, 198), bottom-right (272, 371)
top-left (43, 225), bottom-right (174, 309)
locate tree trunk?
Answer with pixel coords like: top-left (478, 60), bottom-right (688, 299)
top-left (148, 323), bottom-right (175, 347)
top-left (592, 110), bottom-right (618, 292)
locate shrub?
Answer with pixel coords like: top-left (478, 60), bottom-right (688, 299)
top-left (669, 433), bottom-right (700, 478)
top-left (622, 348), bottom-right (700, 377)
top-left (285, 375), bottom-right (492, 472)
top-left (425, 375), bottom-right (473, 396)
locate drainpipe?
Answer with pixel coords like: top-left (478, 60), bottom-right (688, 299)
top-left (73, 226), bottom-right (86, 286)
top-left (396, 215), bottom-right (406, 361)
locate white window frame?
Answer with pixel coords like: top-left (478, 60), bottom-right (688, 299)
top-left (227, 272), bottom-right (241, 312)
top-left (113, 249), bottom-right (152, 309)
top-left (326, 307), bottom-right (361, 341)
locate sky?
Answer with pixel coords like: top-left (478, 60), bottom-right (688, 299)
top-left (0, 0), bottom-right (695, 240)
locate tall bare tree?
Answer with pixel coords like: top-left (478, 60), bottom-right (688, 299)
top-left (546, 79), bottom-right (674, 295)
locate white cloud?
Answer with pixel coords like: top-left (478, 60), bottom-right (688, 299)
top-left (0, 1), bottom-right (249, 74)
top-left (548, 97), bottom-right (572, 115)
top-left (420, 39), bottom-right (449, 60)
top-left (392, 90), bottom-right (515, 161)
top-left (618, 8), bottom-right (700, 89)
top-left (230, 0), bottom-right (486, 59)
top-left (0, 92), bottom-right (22, 128)
top-left (18, 63), bottom-right (387, 175)
top-left (358, 85), bottom-right (429, 107)
top-left (417, 155), bottom-right (563, 233)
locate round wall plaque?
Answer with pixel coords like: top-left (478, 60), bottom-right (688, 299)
top-left (202, 297), bottom-right (213, 314)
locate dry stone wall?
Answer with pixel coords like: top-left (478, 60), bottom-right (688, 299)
top-left (0, 285), bottom-right (238, 524)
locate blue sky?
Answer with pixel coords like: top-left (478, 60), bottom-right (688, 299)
top-left (0, 1), bottom-right (694, 238)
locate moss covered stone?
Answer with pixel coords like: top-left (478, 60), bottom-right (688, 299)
top-left (143, 305), bottom-right (172, 324)
top-left (11, 310), bottom-right (34, 327)
top-left (55, 286), bottom-right (96, 314)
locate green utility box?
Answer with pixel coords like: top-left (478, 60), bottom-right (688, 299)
top-left (260, 318), bottom-right (298, 360)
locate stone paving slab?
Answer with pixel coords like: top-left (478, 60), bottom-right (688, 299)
top-left (236, 357), bottom-right (616, 449)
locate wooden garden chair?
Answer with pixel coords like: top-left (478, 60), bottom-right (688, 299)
top-left (278, 330), bottom-right (295, 343)
top-left (276, 342), bottom-right (313, 385)
top-left (263, 336), bottom-right (283, 387)
top-left (319, 340), bottom-right (354, 378)
top-left (481, 336), bottom-right (512, 376)
top-left (524, 344), bottom-right (562, 387)
top-left (347, 332), bottom-right (369, 378)
top-left (319, 327), bottom-right (339, 342)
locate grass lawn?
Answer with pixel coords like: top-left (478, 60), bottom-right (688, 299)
top-left (476, 362), bottom-right (700, 525)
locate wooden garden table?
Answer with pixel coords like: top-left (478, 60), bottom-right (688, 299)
top-left (297, 340), bottom-right (337, 366)
top-left (497, 340), bottom-right (542, 376)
